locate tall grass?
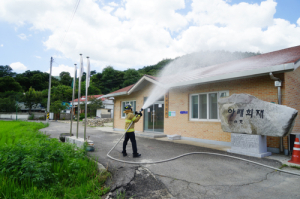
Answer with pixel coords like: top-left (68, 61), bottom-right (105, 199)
top-left (0, 121), bottom-right (110, 198)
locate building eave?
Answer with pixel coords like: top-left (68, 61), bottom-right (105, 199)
top-left (101, 91), bottom-right (128, 98)
top-left (127, 76), bottom-right (165, 95)
top-left (168, 63), bottom-right (295, 88)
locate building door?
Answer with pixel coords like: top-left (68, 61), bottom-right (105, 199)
top-left (144, 97), bottom-right (164, 132)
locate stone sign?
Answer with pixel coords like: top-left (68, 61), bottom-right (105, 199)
top-left (227, 134), bottom-right (271, 158)
top-left (218, 94), bottom-right (298, 137)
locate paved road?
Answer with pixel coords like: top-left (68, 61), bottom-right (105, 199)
top-left (42, 122), bottom-right (300, 199)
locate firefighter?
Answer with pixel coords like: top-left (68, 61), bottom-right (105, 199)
top-left (122, 104), bottom-right (142, 158)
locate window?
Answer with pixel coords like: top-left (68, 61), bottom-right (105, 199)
top-left (121, 100), bottom-right (136, 118)
top-left (190, 91), bottom-right (229, 121)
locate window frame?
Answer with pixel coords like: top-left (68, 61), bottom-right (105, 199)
top-left (121, 100), bottom-right (136, 118)
top-left (189, 91), bottom-right (229, 122)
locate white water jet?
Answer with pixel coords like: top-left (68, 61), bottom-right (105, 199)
top-left (142, 51), bottom-right (257, 109)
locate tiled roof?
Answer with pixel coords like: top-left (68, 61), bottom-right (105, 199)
top-left (108, 84), bottom-right (135, 94)
top-left (145, 75), bottom-right (158, 80)
top-left (73, 95), bottom-right (104, 102)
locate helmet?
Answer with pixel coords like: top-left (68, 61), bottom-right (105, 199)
top-left (124, 104), bottom-right (132, 110)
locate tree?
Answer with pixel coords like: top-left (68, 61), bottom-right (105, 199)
top-left (50, 100), bottom-right (69, 114)
top-left (0, 98), bottom-right (20, 112)
top-left (0, 65), bottom-right (16, 77)
top-left (14, 74), bottom-right (31, 91)
top-left (88, 96), bottom-right (103, 116)
top-left (101, 66), bottom-right (124, 94)
top-left (0, 91), bottom-right (22, 112)
top-left (88, 85), bottom-right (101, 95)
top-left (80, 81), bottom-right (101, 96)
top-left (51, 85), bottom-right (73, 102)
top-left (30, 73), bottom-right (47, 91)
top-left (90, 70), bottom-right (97, 76)
top-left (15, 70), bottom-right (61, 91)
top-left (40, 89), bottom-right (49, 108)
top-left (0, 76), bottom-right (23, 92)
top-left (122, 69), bottom-right (141, 87)
top-left (81, 72), bottom-right (86, 82)
top-left (59, 71), bottom-right (72, 86)
top-left (21, 87), bottom-right (42, 115)
top-left (90, 73), bottom-right (104, 91)
top-left (79, 96), bottom-right (103, 117)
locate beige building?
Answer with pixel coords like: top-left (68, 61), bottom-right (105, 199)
top-left (103, 46), bottom-right (300, 154)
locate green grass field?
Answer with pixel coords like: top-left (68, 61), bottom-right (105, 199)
top-left (0, 121), bottom-right (110, 199)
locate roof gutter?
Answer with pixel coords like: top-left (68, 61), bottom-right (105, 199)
top-left (168, 63), bottom-right (294, 88)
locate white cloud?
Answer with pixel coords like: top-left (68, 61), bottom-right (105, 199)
top-left (35, 55), bottom-right (41, 59)
top-left (1, 0), bottom-right (300, 70)
top-left (18, 33), bottom-right (27, 40)
top-left (10, 62), bottom-right (27, 72)
top-left (108, 2), bottom-right (118, 7)
top-left (0, 44), bottom-right (3, 47)
top-left (47, 64), bottom-right (76, 77)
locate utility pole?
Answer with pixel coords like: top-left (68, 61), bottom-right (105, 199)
top-left (70, 64), bottom-right (77, 136)
top-left (76, 54), bottom-right (83, 139)
top-left (46, 57), bottom-right (53, 123)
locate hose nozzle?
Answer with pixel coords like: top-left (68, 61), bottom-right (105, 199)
top-left (135, 108), bottom-right (144, 117)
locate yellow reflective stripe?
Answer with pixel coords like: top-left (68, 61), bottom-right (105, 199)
top-left (131, 116), bottom-right (137, 122)
top-left (125, 120), bottom-right (132, 123)
top-left (126, 128), bottom-right (134, 132)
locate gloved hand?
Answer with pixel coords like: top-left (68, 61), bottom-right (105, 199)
top-left (135, 111), bottom-right (139, 115)
top-left (138, 112), bottom-right (143, 117)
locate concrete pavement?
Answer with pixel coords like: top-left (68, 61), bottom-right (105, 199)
top-left (43, 121), bottom-right (300, 199)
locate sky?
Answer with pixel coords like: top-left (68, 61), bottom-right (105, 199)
top-left (0, 0), bottom-right (300, 77)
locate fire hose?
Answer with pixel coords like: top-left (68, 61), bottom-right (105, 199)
top-left (106, 109), bottom-right (300, 176)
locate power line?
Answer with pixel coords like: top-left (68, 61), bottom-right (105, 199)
top-left (57, 0), bottom-right (81, 53)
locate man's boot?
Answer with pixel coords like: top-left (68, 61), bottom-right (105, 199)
top-left (133, 153), bottom-right (141, 158)
top-left (122, 151), bottom-right (127, 157)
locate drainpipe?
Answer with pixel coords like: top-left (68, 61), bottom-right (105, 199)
top-left (269, 73), bottom-right (288, 154)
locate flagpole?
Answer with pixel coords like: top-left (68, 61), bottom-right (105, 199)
top-left (46, 57), bottom-right (53, 122)
top-left (77, 54), bottom-right (83, 139)
top-left (84, 56), bottom-right (90, 141)
top-left (70, 64), bottom-right (77, 136)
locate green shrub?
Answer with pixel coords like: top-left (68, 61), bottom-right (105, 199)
top-left (80, 113), bottom-right (85, 120)
top-left (0, 121), bottom-right (110, 198)
top-left (28, 114), bottom-right (34, 120)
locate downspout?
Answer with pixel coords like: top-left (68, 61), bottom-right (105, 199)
top-left (269, 73), bottom-right (288, 154)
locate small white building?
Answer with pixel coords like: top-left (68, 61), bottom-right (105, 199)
top-left (71, 95), bottom-right (114, 118)
top-left (96, 97), bottom-right (114, 118)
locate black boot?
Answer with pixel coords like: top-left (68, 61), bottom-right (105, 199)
top-left (122, 151), bottom-right (127, 157)
top-left (133, 153), bottom-right (141, 158)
